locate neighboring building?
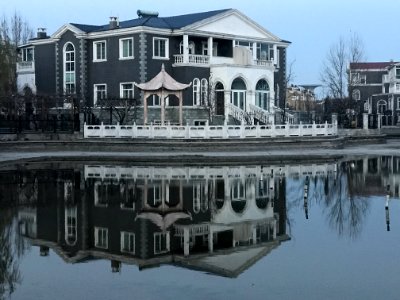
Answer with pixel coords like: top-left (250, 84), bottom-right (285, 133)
top-left (285, 84), bottom-right (319, 123)
top-left (349, 62), bottom-right (400, 126)
top-left (16, 9), bottom-right (290, 125)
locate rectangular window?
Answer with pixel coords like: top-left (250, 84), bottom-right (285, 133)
top-left (120, 232), bottom-right (135, 254)
top-left (22, 47), bottom-right (34, 61)
top-left (396, 83), bottom-right (400, 92)
top-left (93, 41), bottom-right (106, 61)
top-left (120, 83), bottom-right (134, 99)
top-left (154, 232), bottom-right (169, 254)
top-left (397, 98), bottom-right (400, 110)
top-left (94, 84), bottom-right (107, 105)
top-left (119, 38), bottom-right (134, 59)
top-left (153, 37), bottom-right (169, 59)
top-left (94, 227), bottom-right (108, 249)
top-left (396, 67), bottom-right (400, 79)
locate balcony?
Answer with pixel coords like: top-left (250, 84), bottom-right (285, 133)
top-left (174, 54), bottom-right (209, 65)
top-left (17, 61), bottom-right (35, 73)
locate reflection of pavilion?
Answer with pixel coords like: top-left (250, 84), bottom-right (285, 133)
top-left (17, 164), bottom-right (291, 277)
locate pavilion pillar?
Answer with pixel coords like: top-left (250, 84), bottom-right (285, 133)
top-left (207, 37), bottom-right (213, 59)
top-left (143, 91), bottom-right (148, 125)
top-left (179, 91), bottom-right (183, 125)
top-left (161, 89), bottom-right (165, 124)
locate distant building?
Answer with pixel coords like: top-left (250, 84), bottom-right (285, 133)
top-left (348, 62), bottom-right (400, 126)
top-left (286, 84), bottom-right (319, 123)
top-left (16, 9), bottom-right (290, 125)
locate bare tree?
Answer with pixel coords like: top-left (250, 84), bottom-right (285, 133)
top-left (320, 33), bottom-right (365, 99)
top-left (0, 12), bottom-right (33, 97)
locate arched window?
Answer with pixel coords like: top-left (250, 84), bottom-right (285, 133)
top-left (352, 89), bottom-right (361, 101)
top-left (65, 206), bottom-right (77, 246)
top-left (377, 100), bottom-right (387, 113)
top-left (64, 43), bottom-right (75, 94)
top-left (193, 78), bottom-right (200, 105)
top-left (255, 79), bottom-right (270, 111)
top-left (200, 78), bottom-right (208, 106)
top-left (147, 94), bottom-right (160, 106)
top-left (231, 78), bottom-right (246, 110)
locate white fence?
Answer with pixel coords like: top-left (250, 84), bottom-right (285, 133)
top-left (84, 122), bottom-right (337, 139)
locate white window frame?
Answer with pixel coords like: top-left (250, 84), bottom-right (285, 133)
top-left (193, 78), bottom-right (200, 106)
top-left (65, 206), bottom-right (77, 246)
top-left (94, 84), bottom-right (107, 106)
top-left (119, 37), bottom-right (134, 60)
top-left (94, 227), bottom-right (108, 249)
top-left (93, 40), bottom-right (107, 62)
top-left (153, 37), bottom-right (169, 59)
top-left (147, 94), bottom-right (160, 106)
top-left (120, 82), bottom-right (134, 99)
top-left (120, 231), bottom-right (135, 254)
top-left (200, 78), bottom-right (208, 106)
top-left (154, 232), bottom-right (170, 254)
top-left (22, 47), bottom-right (34, 62)
top-left (397, 97), bottom-right (400, 110)
top-left (63, 43), bottom-right (75, 94)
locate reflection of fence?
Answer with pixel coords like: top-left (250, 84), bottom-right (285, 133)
top-left (84, 122), bottom-right (337, 139)
top-left (0, 116), bottom-right (79, 134)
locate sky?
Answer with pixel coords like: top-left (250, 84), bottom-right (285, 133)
top-left (3, 0), bottom-right (400, 95)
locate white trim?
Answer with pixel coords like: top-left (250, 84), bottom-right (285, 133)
top-left (94, 84), bottom-right (107, 105)
top-left (120, 231), bottom-right (135, 254)
top-left (63, 42), bottom-right (76, 94)
top-left (119, 37), bottom-right (134, 60)
top-left (153, 37), bottom-right (169, 59)
top-left (51, 23), bottom-right (86, 39)
top-left (93, 40), bottom-right (107, 62)
top-left (94, 227), bottom-right (108, 249)
top-left (120, 82), bottom-right (134, 99)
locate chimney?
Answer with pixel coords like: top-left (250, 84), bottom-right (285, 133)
top-left (37, 28), bottom-right (47, 39)
top-left (109, 17), bottom-right (119, 29)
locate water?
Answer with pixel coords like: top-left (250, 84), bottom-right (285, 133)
top-left (0, 156), bottom-right (399, 300)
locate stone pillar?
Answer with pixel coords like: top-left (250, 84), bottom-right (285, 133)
top-left (179, 91), bottom-right (183, 125)
top-left (208, 227), bottom-right (214, 253)
top-left (331, 113), bottom-right (338, 127)
top-left (183, 34), bottom-right (189, 63)
top-left (377, 113), bottom-right (382, 129)
top-left (252, 42), bottom-right (257, 63)
top-left (143, 91), bottom-right (148, 124)
top-left (363, 113), bottom-right (369, 130)
top-left (161, 89), bottom-right (165, 125)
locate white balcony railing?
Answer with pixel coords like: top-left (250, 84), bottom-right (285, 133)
top-left (16, 61), bottom-right (35, 73)
top-left (174, 54), bottom-right (209, 65)
top-left (254, 59), bottom-right (274, 67)
top-left (84, 122), bottom-right (337, 139)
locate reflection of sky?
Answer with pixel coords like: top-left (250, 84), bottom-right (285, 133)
top-left (12, 197), bottom-right (400, 300)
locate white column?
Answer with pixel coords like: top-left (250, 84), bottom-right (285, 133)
top-left (363, 113), bottom-right (369, 130)
top-left (252, 42), bottom-right (257, 63)
top-left (208, 37), bottom-right (213, 59)
top-left (273, 44), bottom-right (278, 65)
top-left (183, 34), bottom-right (189, 63)
top-left (183, 227), bottom-right (190, 256)
top-left (224, 91), bottom-right (231, 122)
top-left (208, 227), bottom-right (214, 253)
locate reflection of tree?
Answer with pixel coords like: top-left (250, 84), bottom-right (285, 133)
top-left (286, 162), bottom-right (370, 239)
top-left (322, 164), bottom-right (370, 239)
top-left (0, 209), bottom-right (21, 300)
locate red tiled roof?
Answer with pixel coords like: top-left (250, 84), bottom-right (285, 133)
top-left (349, 62), bottom-right (396, 70)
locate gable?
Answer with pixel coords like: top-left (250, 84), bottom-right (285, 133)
top-left (51, 24), bottom-right (86, 39)
top-left (186, 11), bottom-right (280, 41)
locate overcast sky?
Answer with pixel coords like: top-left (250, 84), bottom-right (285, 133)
top-left (3, 0), bottom-right (400, 93)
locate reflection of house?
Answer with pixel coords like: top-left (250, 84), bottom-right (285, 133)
top-left (16, 9), bottom-right (290, 125)
top-left (348, 62), bottom-right (400, 126)
top-left (17, 164), bottom-right (290, 277)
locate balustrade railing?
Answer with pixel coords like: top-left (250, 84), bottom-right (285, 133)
top-left (84, 121), bottom-right (337, 139)
top-left (174, 54), bottom-right (209, 65)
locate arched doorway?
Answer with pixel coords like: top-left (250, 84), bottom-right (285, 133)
top-left (231, 78), bottom-right (246, 110)
top-left (215, 82), bottom-right (225, 115)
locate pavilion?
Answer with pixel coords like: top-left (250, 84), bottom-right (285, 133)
top-left (135, 64), bottom-right (191, 125)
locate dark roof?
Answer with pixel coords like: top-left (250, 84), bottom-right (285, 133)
top-left (71, 9), bottom-right (231, 33)
top-left (349, 62), bottom-right (395, 70)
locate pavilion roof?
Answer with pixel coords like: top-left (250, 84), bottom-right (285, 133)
top-left (135, 64), bottom-right (191, 91)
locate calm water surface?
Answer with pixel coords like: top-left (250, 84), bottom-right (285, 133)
top-left (1, 156), bottom-right (399, 300)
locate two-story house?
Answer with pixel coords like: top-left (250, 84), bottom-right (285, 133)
top-left (16, 9), bottom-right (290, 125)
top-left (349, 62), bottom-right (400, 126)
